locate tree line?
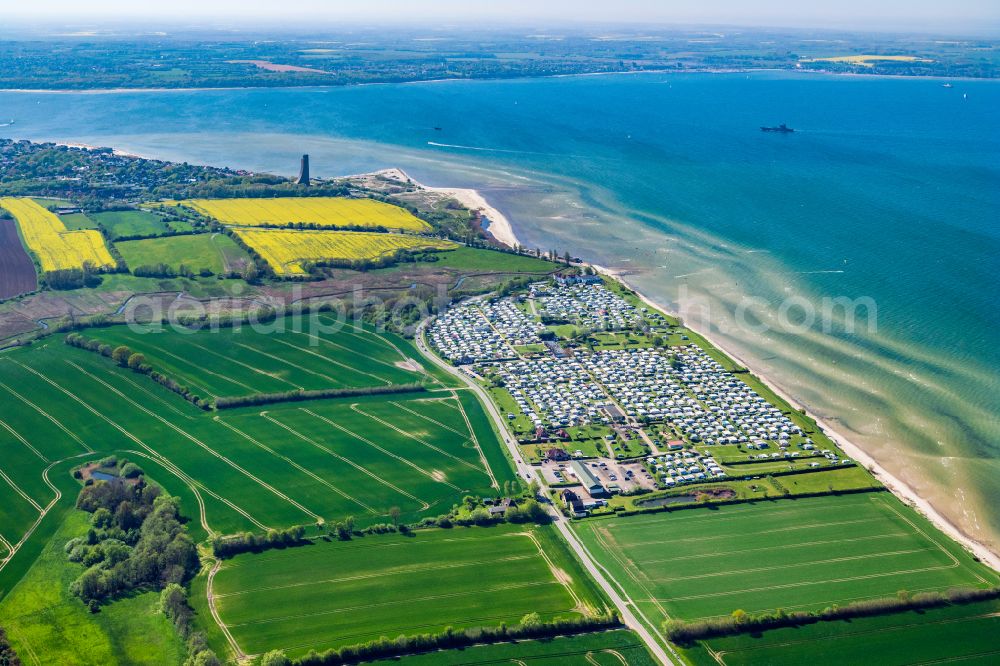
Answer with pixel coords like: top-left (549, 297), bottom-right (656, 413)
top-left (619, 486), bottom-right (887, 518)
top-left (214, 383), bottom-right (426, 410)
top-left (132, 262), bottom-right (214, 279)
top-left (44, 266), bottom-right (105, 290)
top-left (64, 333), bottom-right (212, 410)
top-left (66, 333), bottom-right (429, 411)
top-left (160, 583), bottom-right (221, 665)
top-left (271, 612), bottom-right (621, 666)
top-left (663, 586), bottom-right (1000, 644)
top-left (211, 525), bottom-right (308, 559)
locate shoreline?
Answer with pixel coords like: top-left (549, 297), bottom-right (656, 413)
top-left (394, 166), bottom-right (1000, 572)
top-left (54, 140), bottom-right (149, 160)
top-left (0, 68), bottom-right (995, 96)
top-left (379, 168), bottom-right (519, 248)
top-left (15, 131), bottom-right (995, 570)
top-left (592, 263), bottom-right (1000, 572)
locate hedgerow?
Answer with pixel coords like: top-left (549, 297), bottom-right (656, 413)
top-left (662, 586), bottom-right (1000, 643)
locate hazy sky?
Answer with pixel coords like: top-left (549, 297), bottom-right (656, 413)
top-left (6, 0), bottom-right (1000, 34)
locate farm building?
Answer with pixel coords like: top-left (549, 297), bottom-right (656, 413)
top-left (571, 460), bottom-right (607, 497)
top-left (488, 497), bottom-right (519, 516)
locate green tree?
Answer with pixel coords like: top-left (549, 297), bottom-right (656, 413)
top-left (127, 353), bottom-right (146, 371)
top-left (189, 650), bottom-right (221, 666)
top-left (111, 345), bottom-right (132, 367)
top-left (119, 462), bottom-right (143, 479)
top-left (520, 612), bottom-right (542, 628)
top-left (159, 583), bottom-right (187, 619)
top-left (388, 506), bottom-right (401, 527)
top-left (241, 262), bottom-right (260, 283)
top-left (258, 651), bottom-right (290, 666)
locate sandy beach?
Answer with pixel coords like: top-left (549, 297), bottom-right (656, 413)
top-left (55, 141), bottom-right (147, 160)
top-left (426, 185), bottom-right (519, 248)
top-left (373, 168), bottom-right (520, 248)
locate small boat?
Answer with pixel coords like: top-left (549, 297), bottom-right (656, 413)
top-left (433, 126), bottom-right (442, 131)
top-left (761, 123), bottom-right (794, 133)
top-left (942, 83), bottom-right (953, 88)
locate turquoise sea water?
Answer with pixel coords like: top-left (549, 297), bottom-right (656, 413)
top-left (1, 71), bottom-right (998, 549)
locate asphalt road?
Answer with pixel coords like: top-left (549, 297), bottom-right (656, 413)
top-left (415, 317), bottom-right (677, 666)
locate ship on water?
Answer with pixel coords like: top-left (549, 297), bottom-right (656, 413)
top-left (761, 123), bottom-right (794, 133)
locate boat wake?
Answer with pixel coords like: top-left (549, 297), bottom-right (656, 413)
top-left (428, 141), bottom-right (531, 154)
top-left (426, 141), bottom-right (589, 159)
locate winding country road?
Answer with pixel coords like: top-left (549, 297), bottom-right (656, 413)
top-left (414, 316), bottom-right (678, 666)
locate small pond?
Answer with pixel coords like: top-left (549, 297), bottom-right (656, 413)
top-left (635, 494), bottom-right (697, 508)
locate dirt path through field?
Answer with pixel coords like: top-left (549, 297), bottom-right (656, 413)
top-left (206, 558), bottom-right (247, 661)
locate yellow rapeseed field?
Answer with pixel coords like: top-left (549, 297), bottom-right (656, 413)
top-left (182, 197), bottom-right (431, 232)
top-left (0, 197), bottom-right (115, 273)
top-left (232, 228), bottom-right (455, 276)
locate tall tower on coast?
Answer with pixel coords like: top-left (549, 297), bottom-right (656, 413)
top-left (296, 154), bottom-right (310, 186)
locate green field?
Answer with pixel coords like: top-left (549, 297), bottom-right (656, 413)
top-left (90, 273), bottom-right (253, 298)
top-left (116, 233), bottom-right (248, 274)
top-left (0, 327), bottom-right (513, 542)
top-left (212, 524), bottom-right (605, 657)
top-left (610, 467), bottom-right (883, 514)
top-left (432, 246), bottom-right (558, 273)
top-left (687, 598), bottom-right (1000, 666)
top-left (367, 629), bottom-right (657, 665)
top-left (89, 317), bottom-right (431, 398)
top-left (91, 209), bottom-right (174, 238)
top-left (59, 212), bottom-right (99, 230)
top-left (573, 494), bottom-right (999, 636)
top-left (0, 511), bottom-right (186, 666)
